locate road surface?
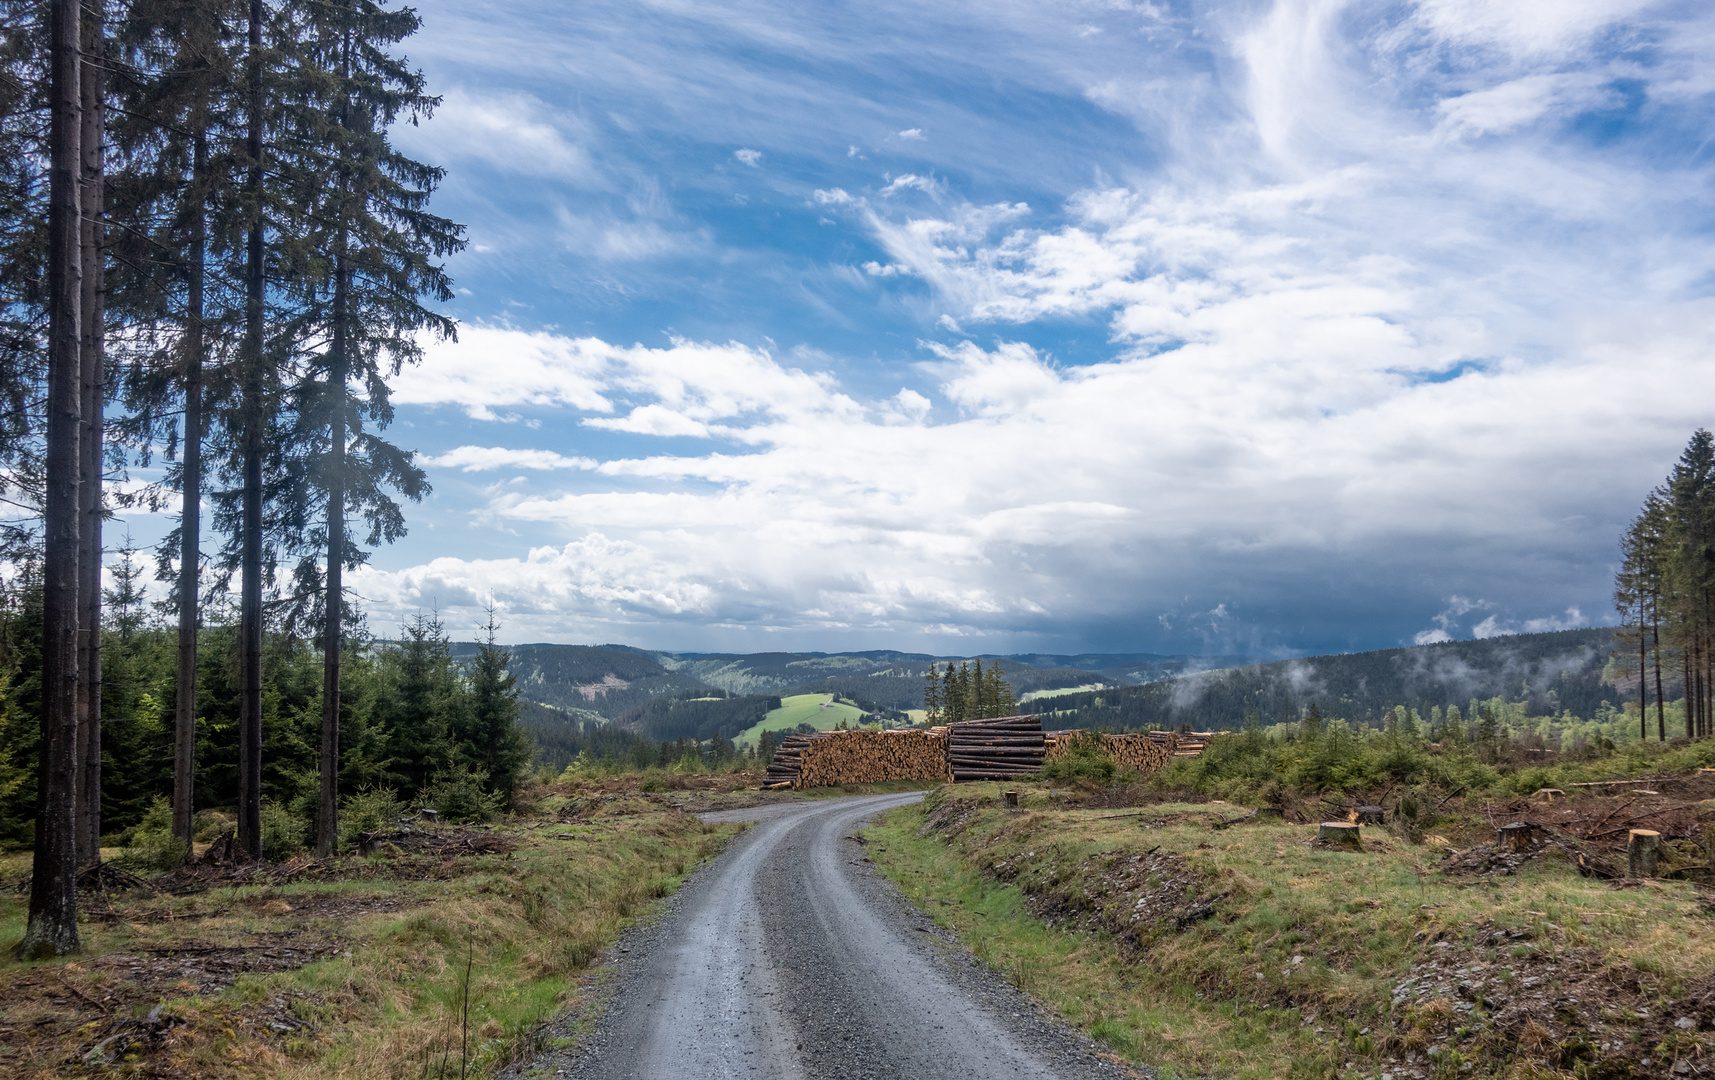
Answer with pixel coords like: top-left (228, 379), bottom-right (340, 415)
top-left (515, 792), bottom-right (1135, 1080)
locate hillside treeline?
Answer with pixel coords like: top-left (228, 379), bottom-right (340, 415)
top-left (5, 0), bottom-right (462, 954)
top-left (1034, 629), bottom-right (1615, 733)
top-left (1615, 429), bottom-right (1715, 740)
top-left (470, 644), bottom-right (710, 720)
top-left (619, 691), bottom-right (781, 743)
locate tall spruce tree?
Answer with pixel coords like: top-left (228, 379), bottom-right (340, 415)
top-left (21, 0), bottom-right (83, 958)
top-left (460, 608), bottom-right (527, 808)
top-left (1615, 430), bottom-right (1715, 741)
top-left (922, 661), bottom-right (941, 724)
top-left (280, 0), bottom-right (459, 854)
top-left (108, 0), bottom-right (248, 850)
top-left (0, 2), bottom-right (47, 527)
top-left (74, 0), bottom-right (105, 869)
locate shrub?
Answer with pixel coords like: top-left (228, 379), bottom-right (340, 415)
top-left (1043, 731), bottom-right (1118, 784)
top-left (116, 796), bottom-right (187, 872)
top-left (339, 786), bottom-right (407, 852)
top-left (260, 800), bottom-right (306, 862)
top-left (427, 766), bottom-right (502, 824)
top-left (191, 808), bottom-right (235, 843)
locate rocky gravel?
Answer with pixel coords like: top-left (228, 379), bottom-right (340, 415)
top-left (509, 792), bottom-right (1143, 1080)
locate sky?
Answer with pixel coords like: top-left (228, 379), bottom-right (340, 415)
top-left (123, 0), bottom-right (1715, 656)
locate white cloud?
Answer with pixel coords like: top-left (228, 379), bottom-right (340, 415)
top-left (880, 173), bottom-right (943, 197)
top-left (366, 307), bottom-right (1712, 645)
top-left (1435, 74), bottom-right (1616, 139)
top-left (585, 404), bottom-right (712, 438)
top-left (399, 89), bottom-right (591, 179)
top-left (363, 0), bottom-right (1715, 649)
top-left (734, 148), bottom-right (762, 166)
top-left (423, 446), bottom-right (597, 472)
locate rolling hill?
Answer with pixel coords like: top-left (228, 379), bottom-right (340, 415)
top-left (1030, 628), bottom-right (1620, 732)
top-left (473, 630), bottom-right (1630, 765)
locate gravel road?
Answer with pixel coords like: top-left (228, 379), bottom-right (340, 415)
top-left (513, 792), bottom-right (1139, 1080)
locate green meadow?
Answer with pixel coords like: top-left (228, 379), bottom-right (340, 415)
top-left (734, 693), bottom-right (868, 749)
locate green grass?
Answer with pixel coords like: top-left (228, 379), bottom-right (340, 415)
top-left (0, 791), bottom-right (740, 1080)
top-left (1019, 683), bottom-right (1108, 703)
top-left (865, 783), bottom-right (1715, 1080)
top-left (734, 693), bottom-right (867, 749)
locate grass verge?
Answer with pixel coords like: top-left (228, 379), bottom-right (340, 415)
top-left (866, 782), bottom-right (1715, 1080)
top-left (0, 787), bottom-right (738, 1079)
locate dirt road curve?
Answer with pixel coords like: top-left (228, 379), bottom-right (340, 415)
top-left (519, 792), bottom-right (1134, 1080)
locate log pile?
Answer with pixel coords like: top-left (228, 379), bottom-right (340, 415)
top-left (762, 732), bottom-right (826, 789)
top-left (947, 715), bottom-right (1045, 782)
top-left (1167, 731), bottom-right (1215, 757)
top-left (1043, 731), bottom-right (1178, 774)
top-left (760, 720), bottom-right (1215, 789)
top-left (763, 729), bottom-right (950, 790)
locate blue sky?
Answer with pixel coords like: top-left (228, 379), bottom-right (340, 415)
top-left (126, 0), bottom-right (1715, 655)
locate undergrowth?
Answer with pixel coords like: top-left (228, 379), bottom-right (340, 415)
top-left (0, 791), bottom-right (738, 1079)
top-left (868, 782), bottom-right (1715, 1080)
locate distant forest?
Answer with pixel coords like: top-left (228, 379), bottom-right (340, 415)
top-left (1031, 629), bottom-right (1617, 732)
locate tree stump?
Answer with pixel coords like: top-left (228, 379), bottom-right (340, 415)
top-left (1356, 806), bottom-right (1385, 824)
top-left (1003, 790), bottom-right (1020, 809)
top-left (1318, 822), bottom-right (1362, 850)
top-left (1253, 806), bottom-right (1284, 820)
top-left (1628, 829), bottom-right (1662, 878)
top-left (1497, 822), bottom-right (1536, 853)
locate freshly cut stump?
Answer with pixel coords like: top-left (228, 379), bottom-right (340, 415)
top-left (1318, 822), bottom-right (1362, 850)
top-left (1356, 806), bottom-right (1385, 824)
top-left (1003, 790), bottom-right (1019, 809)
top-left (1497, 822), bottom-right (1536, 853)
top-left (1628, 829), bottom-right (1662, 878)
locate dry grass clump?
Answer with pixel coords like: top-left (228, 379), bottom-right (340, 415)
top-left (0, 796), bottom-right (737, 1080)
top-left (868, 781), bottom-right (1715, 1080)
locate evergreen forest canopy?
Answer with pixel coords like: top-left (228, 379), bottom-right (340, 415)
top-left (0, 0), bottom-right (493, 956)
top-left (1614, 428), bottom-right (1715, 743)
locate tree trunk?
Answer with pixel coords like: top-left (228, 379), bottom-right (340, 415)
top-left (173, 132), bottom-right (207, 852)
top-left (237, 0), bottom-right (265, 861)
top-left (21, 0), bottom-right (83, 959)
top-left (1654, 618), bottom-right (1666, 742)
top-left (318, 252), bottom-right (348, 858)
top-left (75, 0), bottom-right (105, 869)
top-left (1638, 606), bottom-right (1648, 742)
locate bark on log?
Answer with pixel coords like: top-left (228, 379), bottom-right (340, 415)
top-left (1318, 822), bottom-right (1362, 850)
top-left (1628, 829), bottom-right (1661, 878)
top-left (1497, 822), bottom-right (1536, 853)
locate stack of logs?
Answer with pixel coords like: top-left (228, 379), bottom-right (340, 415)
top-left (763, 729), bottom-right (950, 790)
top-left (1166, 731), bottom-right (1214, 757)
top-left (947, 716), bottom-right (1046, 781)
top-left (761, 719), bottom-right (1215, 789)
top-left (762, 732), bottom-right (824, 789)
top-left (1044, 731), bottom-right (1179, 772)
